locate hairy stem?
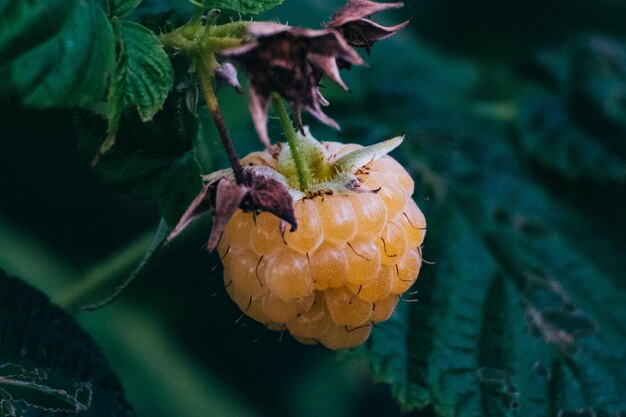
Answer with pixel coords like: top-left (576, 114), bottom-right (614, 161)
top-left (208, 21), bottom-right (249, 38)
top-left (159, 20), bottom-right (245, 55)
top-left (198, 58), bottom-right (245, 184)
top-left (271, 93), bottom-right (311, 191)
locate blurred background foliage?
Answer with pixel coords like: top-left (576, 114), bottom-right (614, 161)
top-left (1, 0), bottom-right (626, 416)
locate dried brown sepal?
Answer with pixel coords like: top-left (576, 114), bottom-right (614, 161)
top-left (241, 171), bottom-right (298, 230)
top-left (215, 62), bottom-right (243, 94)
top-left (327, 0), bottom-right (408, 53)
top-left (167, 168), bottom-right (297, 252)
top-left (220, 22), bottom-right (363, 145)
top-left (166, 180), bottom-right (219, 244)
top-left (207, 178), bottom-right (249, 250)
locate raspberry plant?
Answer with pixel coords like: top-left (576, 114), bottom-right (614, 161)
top-left (2, 0), bottom-right (626, 417)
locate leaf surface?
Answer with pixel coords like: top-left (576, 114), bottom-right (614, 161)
top-left (110, 19), bottom-right (174, 123)
top-left (352, 32), bottom-right (626, 416)
top-left (76, 76), bottom-right (202, 228)
top-left (108, 0), bottom-right (143, 17)
top-left (0, 269), bottom-right (134, 416)
top-left (0, 0), bottom-right (115, 108)
top-left (209, 0), bottom-right (283, 14)
top-left (363, 118), bottom-right (626, 415)
top-left (516, 37), bottom-right (626, 184)
top-left (518, 95), bottom-right (626, 183)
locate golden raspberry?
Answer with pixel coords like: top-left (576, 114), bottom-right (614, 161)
top-left (217, 138), bottom-right (425, 349)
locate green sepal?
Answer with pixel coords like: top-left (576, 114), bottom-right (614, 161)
top-left (333, 134), bottom-right (404, 174)
top-left (278, 129), bottom-right (329, 189)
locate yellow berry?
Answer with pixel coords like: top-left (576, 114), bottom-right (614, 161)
top-left (223, 248), bottom-right (265, 297)
top-left (375, 222), bottom-right (408, 266)
top-left (324, 286), bottom-right (373, 326)
top-left (249, 212), bottom-right (282, 256)
top-left (371, 294), bottom-right (400, 323)
top-left (369, 156), bottom-right (414, 195)
top-left (398, 199), bottom-right (427, 248)
top-left (318, 196), bottom-right (357, 244)
top-left (391, 248), bottom-right (422, 294)
top-left (283, 198), bottom-right (324, 254)
top-left (226, 282), bottom-right (270, 324)
top-left (218, 210), bottom-right (252, 253)
top-left (218, 138), bottom-right (426, 349)
top-left (347, 265), bottom-right (393, 303)
top-left (263, 246), bottom-right (315, 299)
top-left (318, 323), bottom-right (372, 350)
top-left (287, 294), bottom-right (331, 338)
top-left (350, 192), bottom-right (387, 240)
top-left (308, 243), bottom-right (349, 290)
top-left (358, 171), bottom-right (407, 219)
top-left (261, 292), bottom-right (315, 323)
top-left (345, 240), bottom-right (382, 286)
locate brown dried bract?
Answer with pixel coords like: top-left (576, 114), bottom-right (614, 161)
top-left (327, 0), bottom-right (408, 54)
top-left (215, 62), bottom-right (243, 94)
top-left (220, 22), bottom-right (363, 147)
top-left (167, 168), bottom-right (297, 252)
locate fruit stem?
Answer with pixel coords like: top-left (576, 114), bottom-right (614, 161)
top-left (271, 93), bottom-right (311, 191)
top-left (197, 57), bottom-right (245, 185)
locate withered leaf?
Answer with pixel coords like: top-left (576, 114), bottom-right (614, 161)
top-left (327, 0), bottom-right (408, 53)
top-left (167, 168), bottom-right (297, 252)
top-left (206, 178), bottom-right (248, 251)
top-left (215, 62), bottom-right (243, 94)
top-left (220, 22), bottom-right (363, 146)
top-left (329, 0), bottom-right (405, 27)
top-left (243, 172), bottom-right (297, 231)
top-left (166, 180), bottom-right (216, 243)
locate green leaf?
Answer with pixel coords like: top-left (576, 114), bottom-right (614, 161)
top-left (108, 0), bottom-right (143, 17)
top-left (517, 95), bottom-right (626, 183)
top-left (159, 154), bottom-right (204, 227)
top-left (0, 268), bottom-right (134, 416)
top-left (79, 147), bottom-right (202, 227)
top-left (568, 37), bottom-right (626, 156)
top-left (110, 19), bottom-right (174, 123)
top-left (361, 117), bottom-right (626, 416)
top-left (299, 18), bottom-right (626, 415)
top-left (76, 76), bottom-right (202, 227)
top-left (208, 0), bottom-right (283, 14)
top-left (516, 36), bottom-right (626, 184)
top-left (0, 0), bottom-right (115, 108)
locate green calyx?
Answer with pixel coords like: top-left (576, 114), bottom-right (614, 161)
top-left (199, 131), bottom-right (404, 201)
top-left (278, 127), bottom-right (332, 190)
top-left (269, 93), bottom-right (404, 194)
top-left (277, 130), bottom-right (405, 195)
top-left (158, 5), bottom-right (248, 70)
